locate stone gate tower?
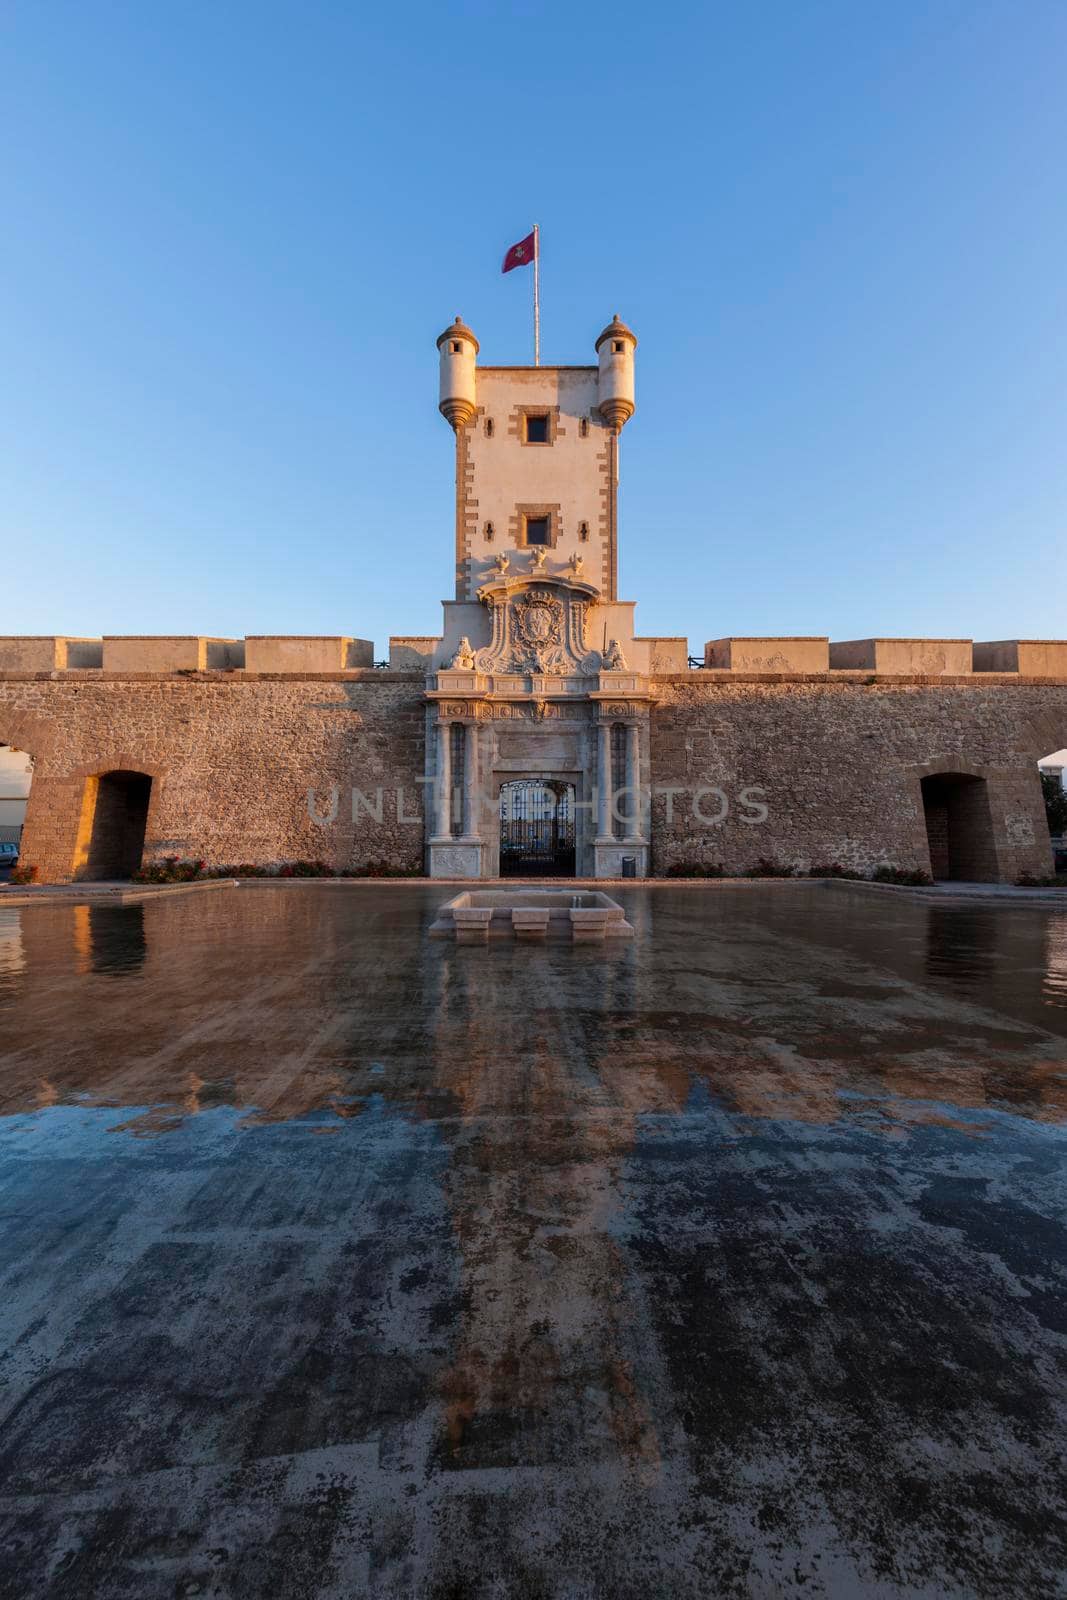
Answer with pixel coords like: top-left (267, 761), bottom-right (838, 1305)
top-left (438, 313), bottom-right (636, 602)
top-left (422, 313), bottom-right (682, 879)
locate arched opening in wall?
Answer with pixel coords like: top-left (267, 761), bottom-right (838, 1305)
top-left (0, 744), bottom-right (33, 878)
top-left (1038, 748), bottom-right (1067, 873)
top-left (73, 771), bottom-right (153, 881)
top-left (920, 773), bottom-right (997, 882)
top-left (499, 780), bottom-right (576, 877)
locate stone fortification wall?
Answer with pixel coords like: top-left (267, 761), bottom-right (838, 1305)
top-left (0, 672), bottom-right (425, 881)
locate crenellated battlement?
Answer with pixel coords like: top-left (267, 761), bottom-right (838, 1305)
top-left (3, 634), bottom-right (1067, 679)
top-left (700, 637), bottom-right (1067, 677)
top-left (0, 636), bottom-right (374, 674)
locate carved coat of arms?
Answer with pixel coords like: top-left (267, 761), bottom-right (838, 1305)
top-left (472, 577), bottom-right (602, 676)
top-left (512, 589), bottom-right (565, 671)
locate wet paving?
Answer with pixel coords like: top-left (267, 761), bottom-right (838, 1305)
top-left (0, 883), bottom-right (1066, 1599)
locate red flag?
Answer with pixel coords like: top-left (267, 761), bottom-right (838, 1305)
top-left (502, 230), bottom-right (536, 273)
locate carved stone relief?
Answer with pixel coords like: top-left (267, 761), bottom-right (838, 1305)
top-left (472, 581), bottom-right (603, 676)
top-left (435, 699), bottom-right (566, 722)
top-left (470, 576), bottom-right (607, 675)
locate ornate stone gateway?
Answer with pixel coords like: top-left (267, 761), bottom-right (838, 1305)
top-left (499, 779), bottom-right (576, 877)
top-left (425, 564), bottom-right (655, 880)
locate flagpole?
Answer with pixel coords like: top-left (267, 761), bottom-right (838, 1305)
top-left (533, 223), bottom-right (541, 366)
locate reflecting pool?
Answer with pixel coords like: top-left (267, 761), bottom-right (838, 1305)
top-left (1, 883), bottom-right (1066, 1598)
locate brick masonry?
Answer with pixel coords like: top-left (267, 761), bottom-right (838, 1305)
top-left (3, 669), bottom-right (1067, 883)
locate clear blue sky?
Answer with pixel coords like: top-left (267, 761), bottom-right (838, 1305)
top-left (4, 1), bottom-right (1066, 655)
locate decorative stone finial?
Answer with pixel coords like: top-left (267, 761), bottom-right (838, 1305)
top-left (495, 551), bottom-right (510, 574)
top-left (530, 546), bottom-right (548, 572)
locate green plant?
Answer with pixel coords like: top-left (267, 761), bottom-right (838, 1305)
top-left (808, 863), bottom-right (864, 880)
top-left (205, 862), bottom-right (273, 878)
top-left (134, 857), bottom-right (425, 883)
top-left (133, 856), bottom-right (206, 884)
top-left (871, 864), bottom-right (933, 886)
top-left (277, 860), bottom-right (333, 878)
top-left (9, 864), bottom-right (38, 886)
top-left (347, 860), bottom-right (422, 878)
top-left (745, 857), bottom-right (796, 878)
top-left (1016, 872), bottom-right (1067, 888)
top-left (665, 861), bottom-right (726, 878)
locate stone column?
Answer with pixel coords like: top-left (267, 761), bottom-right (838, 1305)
top-left (462, 721), bottom-right (479, 838)
top-left (434, 720), bottom-right (452, 839)
top-left (624, 722), bottom-right (642, 839)
top-left (596, 721), bottom-right (613, 841)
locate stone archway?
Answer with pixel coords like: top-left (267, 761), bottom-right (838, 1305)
top-left (499, 779), bottom-right (576, 877)
top-left (920, 772), bottom-right (997, 882)
top-left (0, 744), bottom-right (32, 837)
top-left (0, 743), bottom-right (33, 877)
top-left (72, 770), bottom-right (154, 881)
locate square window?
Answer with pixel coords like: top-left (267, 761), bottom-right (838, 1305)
top-left (525, 413), bottom-right (550, 444)
top-left (451, 341), bottom-right (462, 353)
top-left (525, 516), bottom-right (550, 545)
top-left (612, 341), bottom-right (624, 353)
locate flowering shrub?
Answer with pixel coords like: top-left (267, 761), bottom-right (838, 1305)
top-left (133, 856), bottom-right (206, 884)
top-left (9, 864), bottom-right (38, 886)
top-left (139, 857), bottom-right (422, 883)
top-left (346, 860), bottom-right (422, 878)
top-left (205, 863), bottom-right (273, 878)
top-left (1016, 872), bottom-right (1067, 888)
top-left (277, 860), bottom-right (334, 878)
top-left (745, 857), bottom-right (797, 878)
top-left (871, 865), bottom-right (933, 886)
top-left (808, 863), bottom-right (864, 880)
top-left (665, 862), bottom-right (726, 878)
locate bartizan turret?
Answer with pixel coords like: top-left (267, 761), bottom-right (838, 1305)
top-left (437, 316), bottom-right (479, 429)
top-left (595, 314), bottom-right (637, 431)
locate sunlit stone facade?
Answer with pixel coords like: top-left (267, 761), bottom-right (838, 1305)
top-left (1, 316), bottom-right (1067, 884)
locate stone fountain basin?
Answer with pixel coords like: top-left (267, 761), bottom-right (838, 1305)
top-left (429, 888), bottom-right (634, 942)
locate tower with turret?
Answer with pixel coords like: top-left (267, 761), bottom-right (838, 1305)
top-left (423, 312), bottom-right (661, 883)
top-left (437, 313), bottom-right (637, 603)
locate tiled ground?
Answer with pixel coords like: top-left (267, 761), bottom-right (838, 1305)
top-left (0, 884), bottom-right (1065, 1598)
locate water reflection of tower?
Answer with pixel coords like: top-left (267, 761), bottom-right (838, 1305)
top-left (427, 934), bottom-right (675, 1482)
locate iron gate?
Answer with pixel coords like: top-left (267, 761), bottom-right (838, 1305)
top-left (499, 780), bottom-right (576, 876)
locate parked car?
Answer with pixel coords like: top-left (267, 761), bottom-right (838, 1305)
top-left (0, 842), bottom-right (19, 874)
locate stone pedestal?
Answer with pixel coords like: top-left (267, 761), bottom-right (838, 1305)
top-left (594, 841), bottom-right (648, 879)
top-left (452, 905), bottom-right (494, 943)
top-left (429, 840), bottom-right (483, 878)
